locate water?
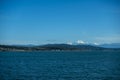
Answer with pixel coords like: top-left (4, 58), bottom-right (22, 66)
top-left (0, 51), bottom-right (120, 80)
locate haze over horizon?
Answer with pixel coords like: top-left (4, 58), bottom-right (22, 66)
top-left (0, 0), bottom-right (120, 45)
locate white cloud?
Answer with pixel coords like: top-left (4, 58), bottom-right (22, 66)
top-left (77, 40), bottom-right (85, 44)
top-left (93, 43), bottom-right (100, 45)
top-left (67, 42), bottom-right (72, 45)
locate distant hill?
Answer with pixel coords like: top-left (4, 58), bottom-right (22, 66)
top-left (98, 43), bottom-right (120, 48)
top-left (0, 44), bottom-right (120, 51)
top-left (35, 44), bottom-right (105, 50)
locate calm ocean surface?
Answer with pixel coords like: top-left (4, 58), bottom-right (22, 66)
top-left (0, 51), bottom-right (120, 80)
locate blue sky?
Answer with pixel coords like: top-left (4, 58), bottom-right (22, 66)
top-left (0, 0), bottom-right (120, 45)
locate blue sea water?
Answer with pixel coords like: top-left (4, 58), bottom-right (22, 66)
top-left (0, 51), bottom-right (120, 80)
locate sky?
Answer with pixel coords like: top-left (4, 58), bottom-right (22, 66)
top-left (0, 0), bottom-right (120, 45)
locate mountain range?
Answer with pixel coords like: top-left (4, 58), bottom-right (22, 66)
top-left (0, 43), bottom-right (120, 51)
